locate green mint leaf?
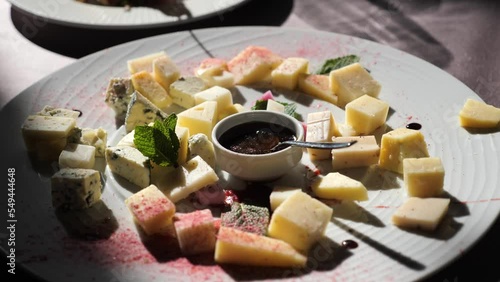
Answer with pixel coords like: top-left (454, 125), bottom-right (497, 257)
top-left (251, 99), bottom-right (302, 121)
top-left (316, 55), bottom-right (360, 75)
top-left (134, 114), bottom-right (179, 167)
top-left (251, 100), bottom-right (268, 111)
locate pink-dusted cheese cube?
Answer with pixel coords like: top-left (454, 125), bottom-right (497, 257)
top-left (174, 209), bottom-right (216, 255)
top-left (227, 46), bottom-right (283, 85)
top-left (125, 184), bottom-right (176, 235)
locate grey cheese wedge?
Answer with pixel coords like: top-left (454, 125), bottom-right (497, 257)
top-left (37, 105), bottom-right (81, 119)
top-left (105, 78), bottom-right (135, 120)
top-left (51, 168), bottom-right (102, 210)
top-left (124, 91), bottom-right (168, 133)
top-left (105, 146), bottom-right (151, 188)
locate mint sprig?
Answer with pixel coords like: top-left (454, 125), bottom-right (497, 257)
top-left (134, 114), bottom-right (180, 167)
top-left (316, 55), bottom-right (360, 75)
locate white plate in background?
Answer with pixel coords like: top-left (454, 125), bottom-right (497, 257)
top-left (1, 26), bottom-right (499, 282)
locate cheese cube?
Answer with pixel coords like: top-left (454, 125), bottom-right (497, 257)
top-left (154, 156), bottom-right (219, 203)
top-left (215, 226), bottom-right (307, 267)
top-left (169, 76), bottom-right (207, 109)
top-left (271, 57), bottom-right (309, 90)
top-left (331, 135), bottom-right (380, 170)
top-left (125, 184), bottom-right (176, 235)
top-left (330, 63), bottom-right (381, 108)
top-left (392, 197), bottom-right (450, 231)
top-left (298, 74), bottom-right (338, 105)
top-left (175, 209), bottom-right (216, 255)
top-left (59, 143), bottom-right (96, 169)
top-left (312, 172), bottom-right (368, 201)
top-left (177, 101), bottom-right (218, 141)
top-left (104, 77), bottom-right (135, 120)
top-left (188, 133), bottom-right (216, 169)
top-left (306, 111), bottom-right (338, 160)
top-left (194, 86), bottom-right (233, 111)
top-left (34, 138), bottom-right (68, 161)
top-left (268, 191), bottom-right (333, 253)
top-left (79, 127), bottom-right (107, 157)
top-left (379, 128), bottom-right (429, 174)
top-left (203, 71), bottom-right (235, 89)
top-left (345, 95), bottom-right (389, 135)
top-left (127, 51), bottom-right (165, 74)
top-left (269, 186), bottom-right (301, 211)
top-left (37, 105), bottom-right (80, 119)
top-left (459, 98), bottom-right (500, 128)
top-left (403, 157), bottom-right (445, 197)
top-left (266, 99), bottom-right (285, 113)
top-left (176, 126), bottom-right (190, 165)
top-left (117, 130), bottom-right (135, 148)
top-left (152, 55), bottom-right (181, 90)
top-left (105, 146), bottom-right (150, 188)
top-left (125, 91), bottom-right (168, 132)
top-left (227, 46), bottom-right (283, 85)
top-left (131, 71), bottom-right (173, 110)
top-left (51, 168), bottom-right (102, 210)
top-left (194, 58), bottom-right (227, 78)
top-left (218, 104), bottom-right (240, 122)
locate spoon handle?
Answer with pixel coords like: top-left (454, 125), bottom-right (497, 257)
top-left (280, 140), bottom-right (357, 149)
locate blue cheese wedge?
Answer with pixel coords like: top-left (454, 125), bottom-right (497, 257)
top-left (105, 146), bottom-right (151, 188)
top-left (188, 133), bottom-right (216, 169)
top-left (51, 168), bottom-right (102, 210)
top-left (37, 105), bottom-right (80, 119)
top-left (59, 143), bottom-right (96, 169)
top-left (104, 78), bottom-right (135, 120)
top-left (124, 91), bottom-right (168, 133)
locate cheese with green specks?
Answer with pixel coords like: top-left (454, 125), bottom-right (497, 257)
top-left (125, 91), bottom-right (168, 133)
top-left (51, 168), bottom-right (102, 210)
top-left (104, 78), bottom-right (135, 120)
top-left (105, 146), bottom-right (150, 188)
top-left (188, 133), bottom-right (216, 169)
top-left (37, 105), bottom-right (80, 119)
top-left (169, 76), bottom-right (207, 109)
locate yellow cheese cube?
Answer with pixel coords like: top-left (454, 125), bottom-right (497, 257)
top-left (177, 101), bottom-right (218, 141)
top-left (312, 172), bottom-right (368, 201)
top-left (152, 55), bottom-right (181, 90)
top-left (194, 86), bottom-right (233, 111)
top-left (203, 71), bottom-right (235, 89)
top-left (337, 123), bottom-right (359, 137)
top-left (331, 135), bottom-right (380, 170)
top-left (175, 126), bottom-right (190, 165)
top-left (329, 63), bottom-right (381, 108)
top-left (459, 98), bottom-right (500, 128)
top-left (215, 226), bottom-right (307, 267)
top-left (392, 197), bottom-right (450, 231)
top-left (306, 111), bottom-right (338, 160)
top-left (131, 71), bottom-right (173, 110)
top-left (269, 186), bottom-right (301, 211)
top-left (175, 209), bottom-right (216, 255)
top-left (195, 57), bottom-right (227, 78)
top-left (345, 94), bottom-right (389, 135)
top-left (154, 156), bottom-right (219, 203)
top-left (127, 51), bottom-right (165, 74)
top-left (271, 57), bottom-right (309, 90)
top-left (233, 103), bottom-right (248, 113)
top-left (298, 74), bottom-right (338, 105)
top-left (169, 76), bottom-right (207, 109)
top-left (403, 157), bottom-right (445, 197)
top-left (379, 128), bottom-right (429, 174)
top-left (217, 104), bottom-right (240, 122)
top-left (268, 191), bottom-right (333, 253)
top-left (125, 184), bottom-right (176, 235)
top-left (266, 99), bottom-right (285, 113)
top-left (227, 46), bottom-right (283, 85)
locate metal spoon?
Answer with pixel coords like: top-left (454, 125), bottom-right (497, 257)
top-left (270, 140), bottom-right (357, 152)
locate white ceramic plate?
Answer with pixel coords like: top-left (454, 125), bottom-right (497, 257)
top-left (7, 0), bottom-right (248, 29)
top-left (2, 27), bottom-right (499, 282)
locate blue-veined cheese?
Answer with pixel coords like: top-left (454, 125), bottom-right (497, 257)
top-left (124, 91), bottom-right (168, 133)
top-left (188, 133), bottom-right (216, 169)
top-left (37, 105), bottom-right (80, 119)
top-left (104, 77), bottom-right (135, 120)
top-left (51, 168), bottom-right (102, 210)
top-left (105, 146), bottom-right (151, 188)
top-left (67, 127), bottom-right (108, 157)
top-left (59, 143), bottom-right (96, 169)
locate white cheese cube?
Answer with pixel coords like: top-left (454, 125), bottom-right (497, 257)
top-left (329, 63), bottom-right (381, 108)
top-left (51, 168), bottom-right (102, 210)
top-left (59, 143), bottom-right (96, 169)
top-left (80, 127), bottom-right (107, 157)
top-left (131, 71), bottom-right (173, 110)
top-left (117, 130), bottom-right (136, 148)
top-left (175, 209), bottom-right (216, 255)
top-left (266, 99), bottom-right (285, 113)
top-left (331, 135), bottom-right (379, 170)
top-left (403, 157), bottom-right (445, 197)
top-left (154, 156), bottom-right (219, 203)
top-left (125, 91), bottom-right (168, 133)
top-left (269, 186), bottom-right (301, 211)
top-left (194, 86), bottom-right (233, 111)
top-left (37, 105), bottom-right (80, 119)
top-left (169, 76), bottom-right (207, 109)
top-left (379, 128), bottom-right (429, 174)
top-left (306, 111), bottom-right (338, 160)
top-left (345, 94), bottom-right (389, 135)
top-left (177, 101), bottom-right (218, 141)
top-left (203, 71), bottom-right (235, 89)
top-left (337, 123), bottom-right (359, 137)
top-left (104, 78), bottom-right (135, 120)
top-left (127, 51), bottom-right (165, 74)
top-left (311, 172), bottom-right (368, 201)
top-left (392, 197), bottom-right (450, 231)
top-left (105, 146), bottom-right (150, 188)
top-left (195, 58), bottom-right (227, 78)
top-left (271, 57), bottom-right (309, 90)
top-left (152, 55), bottom-right (181, 90)
top-left (459, 98), bottom-right (500, 128)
